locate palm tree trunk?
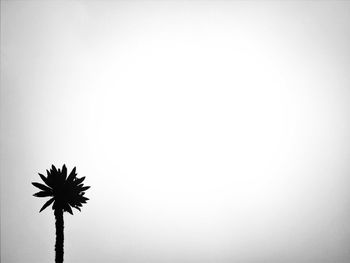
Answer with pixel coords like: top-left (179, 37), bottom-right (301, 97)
top-left (54, 209), bottom-right (64, 263)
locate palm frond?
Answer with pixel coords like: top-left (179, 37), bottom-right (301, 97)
top-left (74, 177), bottom-right (85, 185)
top-left (32, 182), bottom-right (52, 192)
top-left (38, 173), bottom-right (51, 187)
top-left (40, 197), bottom-right (55, 212)
top-left (67, 167), bottom-right (77, 182)
top-left (33, 191), bottom-right (53, 197)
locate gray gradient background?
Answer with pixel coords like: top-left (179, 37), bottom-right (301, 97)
top-left (1, 1), bottom-right (350, 262)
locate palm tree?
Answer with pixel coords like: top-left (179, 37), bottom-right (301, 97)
top-left (32, 164), bottom-right (90, 263)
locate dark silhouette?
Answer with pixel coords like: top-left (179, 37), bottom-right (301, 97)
top-left (32, 164), bottom-right (90, 263)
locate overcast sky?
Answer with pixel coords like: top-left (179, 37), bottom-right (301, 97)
top-left (1, 1), bottom-right (350, 263)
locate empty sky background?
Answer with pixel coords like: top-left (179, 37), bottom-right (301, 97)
top-left (1, 1), bottom-right (350, 262)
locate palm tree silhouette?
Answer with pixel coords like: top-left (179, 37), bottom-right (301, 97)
top-left (32, 164), bottom-right (90, 263)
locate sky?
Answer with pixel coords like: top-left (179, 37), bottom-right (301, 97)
top-left (1, 1), bottom-right (350, 262)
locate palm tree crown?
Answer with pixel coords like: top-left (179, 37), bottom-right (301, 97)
top-left (32, 164), bottom-right (90, 214)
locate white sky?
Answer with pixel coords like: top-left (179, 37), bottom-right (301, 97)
top-left (1, 1), bottom-right (350, 263)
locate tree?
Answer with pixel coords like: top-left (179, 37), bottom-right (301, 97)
top-left (32, 164), bottom-right (90, 263)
